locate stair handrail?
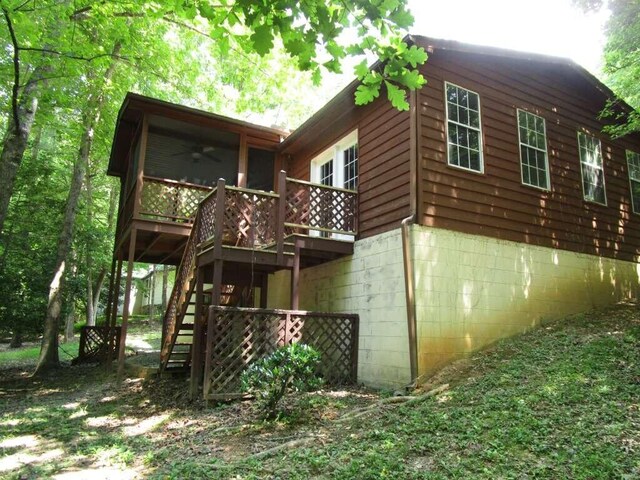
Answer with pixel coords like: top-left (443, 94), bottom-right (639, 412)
top-left (159, 184), bottom-right (219, 370)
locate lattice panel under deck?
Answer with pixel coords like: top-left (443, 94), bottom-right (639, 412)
top-left (204, 307), bottom-right (358, 399)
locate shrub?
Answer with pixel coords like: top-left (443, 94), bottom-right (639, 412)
top-left (241, 343), bottom-right (323, 419)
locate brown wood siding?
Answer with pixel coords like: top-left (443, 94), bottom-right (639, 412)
top-left (284, 95), bottom-right (411, 239)
top-left (418, 49), bottom-right (640, 262)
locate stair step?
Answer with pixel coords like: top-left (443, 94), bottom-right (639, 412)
top-left (169, 352), bottom-right (190, 357)
top-left (174, 342), bottom-right (192, 346)
top-left (180, 324), bottom-right (194, 330)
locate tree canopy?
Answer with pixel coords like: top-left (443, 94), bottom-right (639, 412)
top-left (575, 0), bottom-right (640, 135)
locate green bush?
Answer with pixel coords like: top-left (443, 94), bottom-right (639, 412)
top-left (241, 343), bottom-right (323, 420)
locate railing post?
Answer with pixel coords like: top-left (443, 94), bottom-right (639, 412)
top-left (351, 315), bottom-right (359, 382)
top-left (203, 306), bottom-right (215, 400)
top-left (276, 171), bottom-right (287, 265)
top-left (190, 267), bottom-right (204, 399)
top-left (290, 237), bottom-right (301, 310)
top-left (214, 178), bottom-right (225, 259)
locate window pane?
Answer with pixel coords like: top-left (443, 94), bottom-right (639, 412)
top-left (446, 83), bottom-right (482, 172)
top-left (343, 144), bottom-right (358, 190)
top-left (578, 132), bottom-right (606, 204)
top-left (517, 110), bottom-right (549, 189)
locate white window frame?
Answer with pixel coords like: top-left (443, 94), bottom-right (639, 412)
top-left (577, 132), bottom-right (607, 206)
top-left (626, 150), bottom-right (640, 214)
top-left (444, 81), bottom-right (484, 173)
top-left (517, 109), bottom-right (551, 191)
top-left (310, 130), bottom-right (358, 240)
top-left (310, 130), bottom-right (358, 189)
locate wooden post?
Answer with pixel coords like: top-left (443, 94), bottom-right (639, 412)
top-left (214, 179), bottom-right (225, 259)
top-left (203, 259), bottom-right (223, 400)
top-left (117, 228), bottom-right (137, 378)
top-left (110, 255), bottom-right (123, 328)
top-left (132, 116), bottom-right (149, 220)
top-left (190, 267), bottom-right (204, 399)
top-left (103, 257), bottom-right (117, 328)
top-left (290, 237), bottom-right (301, 310)
top-left (276, 170), bottom-right (286, 265)
top-left (211, 259), bottom-right (223, 306)
top-left (237, 133), bottom-right (248, 188)
top-left (351, 315), bottom-right (360, 381)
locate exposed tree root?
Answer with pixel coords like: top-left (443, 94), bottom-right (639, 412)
top-left (336, 384), bottom-right (449, 422)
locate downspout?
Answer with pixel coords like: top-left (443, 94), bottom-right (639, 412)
top-left (401, 215), bottom-right (418, 387)
top-left (402, 87), bottom-right (420, 388)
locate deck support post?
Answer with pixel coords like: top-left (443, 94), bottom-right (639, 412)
top-left (105, 253), bottom-right (123, 369)
top-left (109, 255), bottom-right (123, 328)
top-left (290, 238), bottom-right (301, 310)
top-left (203, 259), bottom-right (224, 400)
top-left (117, 228), bottom-right (137, 378)
top-left (276, 170), bottom-right (286, 265)
top-left (190, 266), bottom-right (205, 399)
top-left (103, 257), bottom-right (117, 328)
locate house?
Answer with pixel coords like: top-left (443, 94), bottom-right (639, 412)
top-left (131, 266), bottom-right (175, 316)
top-left (99, 36), bottom-right (640, 399)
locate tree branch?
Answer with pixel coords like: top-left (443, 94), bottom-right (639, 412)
top-left (161, 15), bottom-right (274, 80)
top-left (19, 47), bottom-right (131, 63)
top-left (3, 7), bottom-right (21, 134)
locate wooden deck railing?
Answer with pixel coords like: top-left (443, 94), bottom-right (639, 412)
top-left (284, 177), bottom-right (358, 235)
top-left (139, 176), bottom-right (212, 224)
top-left (203, 306), bottom-right (359, 400)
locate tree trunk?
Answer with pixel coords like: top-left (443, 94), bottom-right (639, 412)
top-left (0, 65), bottom-right (46, 235)
top-left (34, 42), bottom-right (122, 375)
top-left (63, 310), bottom-right (75, 343)
top-left (149, 265), bottom-right (156, 322)
top-left (85, 163), bottom-right (95, 326)
top-left (162, 265), bottom-right (168, 310)
top-left (9, 329), bottom-right (22, 348)
top-left (92, 268), bottom-right (107, 324)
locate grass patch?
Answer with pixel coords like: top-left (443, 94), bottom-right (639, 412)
top-left (0, 341), bottom-right (79, 364)
top-left (1, 304), bottom-right (639, 479)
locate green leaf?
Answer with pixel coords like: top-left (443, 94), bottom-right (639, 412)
top-left (385, 80), bottom-right (409, 110)
top-left (403, 45), bottom-right (428, 68)
top-left (355, 83), bottom-right (380, 105)
top-left (250, 23), bottom-right (274, 56)
top-left (400, 69), bottom-right (426, 89)
top-left (354, 60), bottom-right (370, 80)
top-left (389, 8), bottom-right (414, 28)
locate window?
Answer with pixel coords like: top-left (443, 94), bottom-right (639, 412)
top-left (577, 132), bottom-right (606, 205)
top-left (320, 159), bottom-right (334, 186)
top-left (517, 110), bottom-right (550, 190)
top-left (445, 82), bottom-right (483, 172)
top-left (343, 144), bottom-right (358, 190)
top-left (627, 150), bottom-right (640, 214)
top-left (310, 130), bottom-right (358, 191)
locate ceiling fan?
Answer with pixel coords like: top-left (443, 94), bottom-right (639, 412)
top-left (171, 143), bottom-right (222, 163)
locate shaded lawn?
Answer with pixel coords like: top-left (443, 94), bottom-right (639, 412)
top-left (0, 320), bottom-right (162, 369)
top-left (0, 304), bottom-right (639, 479)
